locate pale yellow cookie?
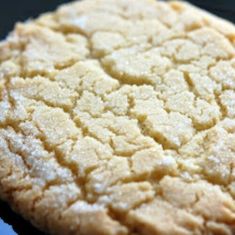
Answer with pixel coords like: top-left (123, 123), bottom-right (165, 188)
top-left (0, 0), bottom-right (235, 234)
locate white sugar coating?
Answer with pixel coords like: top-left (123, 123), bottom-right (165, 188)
top-left (0, 0), bottom-right (235, 235)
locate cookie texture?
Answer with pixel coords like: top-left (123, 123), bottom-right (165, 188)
top-left (0, 0), bottom-right (235, 234)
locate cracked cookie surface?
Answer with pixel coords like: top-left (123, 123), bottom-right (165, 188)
top-left (0, 0), bottom-right (235, 234)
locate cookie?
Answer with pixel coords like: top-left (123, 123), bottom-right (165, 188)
top-left (0, 0), bottom-right (235, 234)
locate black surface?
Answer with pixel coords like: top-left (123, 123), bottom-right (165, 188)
top-left (0, 201), bottom-right (43, 235)
top-left (0, 1), bottom-right (235, 235)
top-left (0, 0), bottom-right (71, 39)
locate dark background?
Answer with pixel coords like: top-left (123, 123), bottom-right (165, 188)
top-left (0, 0), bottom-right (235, 234)
top-left (1, 0), bottom-right (235, 39)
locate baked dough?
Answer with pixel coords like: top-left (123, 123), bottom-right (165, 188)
top-left (0, 0), bottom-right (235, 234)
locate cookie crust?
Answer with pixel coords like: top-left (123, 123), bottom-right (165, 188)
top-left (0, 0), bottom-right (235, 234)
